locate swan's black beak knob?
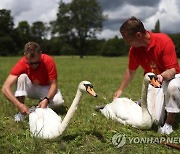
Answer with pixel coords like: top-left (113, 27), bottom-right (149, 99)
top-left (148, 75), bottom-right (161, 88)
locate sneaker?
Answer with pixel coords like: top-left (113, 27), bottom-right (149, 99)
top-left (158, 123), bottom-right (173, 135)
top-left (14, 112), bottom-right (25, 122)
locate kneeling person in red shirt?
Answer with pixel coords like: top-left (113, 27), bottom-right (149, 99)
top-left (2, 42), bottom-right (64, 121)
top-left (114, 17), bottom-right (180, 135)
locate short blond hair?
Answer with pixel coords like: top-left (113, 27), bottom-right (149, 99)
top-left (24, 42), bottom-right (41, 58)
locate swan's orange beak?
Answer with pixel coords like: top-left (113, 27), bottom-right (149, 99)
top-left (87, 86), bottom-right (97, 97)
top-left (149, 75), bottom-right (161, 88)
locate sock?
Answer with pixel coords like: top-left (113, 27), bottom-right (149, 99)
top-left (164, 123), bottom-right (172, 128)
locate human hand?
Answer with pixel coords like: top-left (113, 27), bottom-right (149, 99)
top-left (37, 99), bottom-right (48, 108)
top-left (113, 90), bottom-right (122, 99)
top-left (18, 103), bottom-right (30, 115)
top-left (157, 74), bottom-right (163, 83)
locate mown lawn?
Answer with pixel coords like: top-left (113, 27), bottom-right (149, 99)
top-left (0, 56), bottom-right (179, 154)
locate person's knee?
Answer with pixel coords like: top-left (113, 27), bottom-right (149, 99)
top-left (48, 101), bottom-right (64, 110)
top-left (52, 90), bottom-right (64, 106)
top-left (166, 80), bottom-right (180, 112)
top-left (18, 74), bottom-right (28, 83)
top-left (48, 95), bottom-right (64, 109)
top-left (167, 80), bottom-right (178, 96)
top-left (53, 96), bottom-right (64, 106)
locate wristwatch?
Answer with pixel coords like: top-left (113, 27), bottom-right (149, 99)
top-left (43, 97), bottom-right (50, 103)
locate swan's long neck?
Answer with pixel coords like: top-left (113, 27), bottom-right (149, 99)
top-left (58, 89), bottom-right (82, 135)
top-left (141, 80), bottom-right (149, 110)
top-left (139, 78), bottom-right (153, 128)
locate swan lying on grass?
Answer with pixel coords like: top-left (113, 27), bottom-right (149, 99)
top-left (29, 81), bottom-right (97, 139)
top-left (97, 73), bottom-right (161, 130)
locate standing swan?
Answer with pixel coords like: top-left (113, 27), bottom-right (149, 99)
top-left (98, 73), bottom-right (161, 130)
top-left (29, 81), bottom-right (97, 139)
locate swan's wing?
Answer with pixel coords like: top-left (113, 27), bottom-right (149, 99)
top-left (29, 108), bottom-right (62, 139)
top-left (100, 98), bottom-right (142, 125)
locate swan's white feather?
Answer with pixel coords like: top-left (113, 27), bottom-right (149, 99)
top-left (101, 98), bottom-right (142, 126)
top-left (100, 73), bottom-right (156, 130)
top-left (29, 81), bottom-right (97, 139)
top-left (29, 108), bottom-right (62, 139)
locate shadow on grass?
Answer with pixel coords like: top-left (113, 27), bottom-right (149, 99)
top-left (61, 130), bottom-right (106, 143)
top-left (174, 113), bottom-right (180, 130)
top-left (54, 105), bottom-right (68, 115)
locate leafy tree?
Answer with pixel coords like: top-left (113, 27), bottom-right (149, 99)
top-left (0, 9), bottom-right (16, 56)
top-left (0, 9), bottom-right (14, 36)
top-left (85, 39), bottom-right (105, 55)
top-left (101, 36), bottom-right (129, 57)
top-left (152, 19), bottom-right (160, 33)
top-left (0, 36), bottom-right (16, 56)
top-left (169, 33), bottom-right (180, 58)
top-left (40, 37), bottom-right (62, 55)
top-left (52, 0), bottom-right (105, 58)
top-left (13, 21), bottom-right (31, 53)
top-left (31, 21), bottom-right (48, 42)
top-left (17, 21), bottom-right (31, 39)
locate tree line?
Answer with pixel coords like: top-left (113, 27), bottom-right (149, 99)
top-left (0, 0), bottom-right (180, 58)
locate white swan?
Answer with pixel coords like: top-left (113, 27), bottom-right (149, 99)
top-left (29, 81), bottom-right (97, 139)
top-left (98, 72), bottom-right (161, 130)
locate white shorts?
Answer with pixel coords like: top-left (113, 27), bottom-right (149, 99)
top-left (147, 74), bottom-right (180, 125)
top-left (14, 74), bottom-right (64, 109)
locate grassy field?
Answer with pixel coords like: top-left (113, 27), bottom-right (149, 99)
top-left (0, 56), bottom-right (179, 154)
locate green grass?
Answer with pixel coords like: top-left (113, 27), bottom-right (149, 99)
top-left (0, 56), bottom-right (179, 153)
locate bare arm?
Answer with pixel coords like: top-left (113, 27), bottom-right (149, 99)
top-left (157, 68), bottom-right (176, 83)
top-left (1, 74), bottom-right (29, 114)
top-left (38, 79), bottom-right (58, 108)
top-left (114, 68), bottom-right (136, 99)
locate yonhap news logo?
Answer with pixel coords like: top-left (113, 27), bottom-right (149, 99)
top-left (112, 133), bottom-right (180, 148)
top-left (112, 133), bottom-right (126, 148)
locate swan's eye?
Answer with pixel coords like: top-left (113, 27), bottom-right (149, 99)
top-left (84, 84), bottom-right (93, 89)
top-left (148, 75), bottom-right (156, 80)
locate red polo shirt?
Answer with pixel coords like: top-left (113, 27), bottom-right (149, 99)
top-left (128, 31), bottom-right (180, 75)
top-left (10, 54), bottom-right (57, 85)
